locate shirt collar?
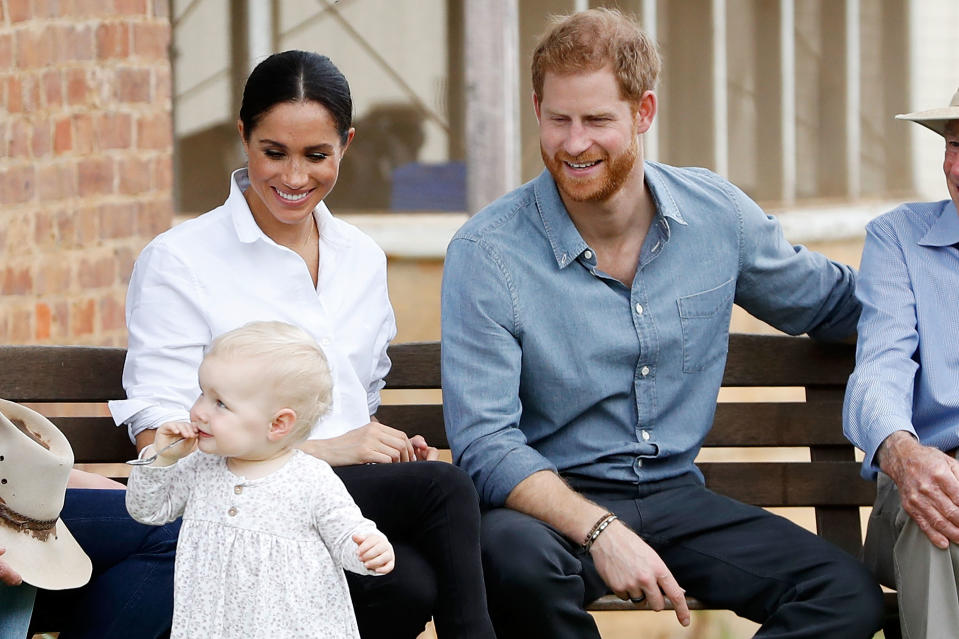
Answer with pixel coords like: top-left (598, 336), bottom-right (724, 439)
top-left (227, 168), bottom-right (339, 247)
top-left (532, 163), bottom-right (687, 269)
top-left (918, 200), bottom-right (959, 247)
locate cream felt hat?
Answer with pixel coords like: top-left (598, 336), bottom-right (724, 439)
top-left (0, 398), bottom-right (91, 590)
top-left (896, 88), bottom-right (959, 136)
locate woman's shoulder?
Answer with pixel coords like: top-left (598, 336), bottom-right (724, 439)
top-left (319, 204), bottom-right (385, 260)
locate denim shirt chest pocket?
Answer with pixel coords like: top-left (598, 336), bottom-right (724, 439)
top-left (677, 278), bottom-right (735, 373)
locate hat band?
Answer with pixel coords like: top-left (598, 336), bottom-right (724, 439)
top-left (0, 502), bottom-right (57, 541)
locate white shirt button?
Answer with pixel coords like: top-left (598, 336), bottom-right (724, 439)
top-left (641, 430), bottom-right (651, 441)
top-left (635, 303), bottom-right (644, 315)
top-left (641, 366), bottom-right (650, 376)
top-left (583, 250), bottom-right (593, 260)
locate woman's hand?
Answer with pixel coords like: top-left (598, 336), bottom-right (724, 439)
top-left (301, 422), bottom-right (437, 466)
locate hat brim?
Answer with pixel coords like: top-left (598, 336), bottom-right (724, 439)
top-left (896, 107), bottom-right (959, 137)
top-left (0, 518), bottom-right (92, 590)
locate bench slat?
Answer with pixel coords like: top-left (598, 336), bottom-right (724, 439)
top-left (721, 334), bottom-right (854, 387)
top-left (53, 417), bottom-right (135, 463)
top-left (700, 461), bottom-right (874, 506)
top-left (0, 345), bottom-right (125, 402)
top-left (384, 342), bottom-right (442, 389)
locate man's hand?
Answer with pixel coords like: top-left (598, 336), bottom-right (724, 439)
top-left (0, 548), bottom-right (23, 586)
top-left (879, 431), bottom-right (959, 548)
top-left (590, 521), bottom-right (690, 627)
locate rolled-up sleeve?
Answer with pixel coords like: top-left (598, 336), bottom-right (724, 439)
top-left (843, 219), bottom-right (918, 479)
top-left (728, 181), bottom-right (860, 340)
top-left (109, 241), bottom-right (211, 441)
top-left (441, 236), bottom-right (556, 507)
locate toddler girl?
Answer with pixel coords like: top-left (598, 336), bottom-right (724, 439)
top-left (126, 321), bottom-right (393, 638)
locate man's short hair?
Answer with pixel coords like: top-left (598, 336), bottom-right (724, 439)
top-left (531, 8), bottom-right (661, 104)
top-left (207, 321), bottom-right (333, 443)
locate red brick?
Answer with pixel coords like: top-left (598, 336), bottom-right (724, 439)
top-left (66, 68), bottom-right (89, 105)
top-left (116, 0), bottom-right (148, 15)
top-left (36, 162), bottom-right (75, 202)
top-left (7, 0), bottom-right (32, 22)
top-left (77, 156), bottom-right (114, 196)
top-left (54, 116), bottom-right (72, 153)
top-left (118, 156), bottom-right (151, 194)
top-left (36, 258), bottom-right (72, 294)
top-left (115, 66), bottom-right (151, 103)
top-left (63, 26), bottom-right (96, 63)
top-left (77, 206), bottom-right (100, 246)
top-left (22, 73), bottom-right (40, 112)
top-left (2, 266), bottom-right (33, 295)
top-left (31, 119), bottom-right (51, 157)
top-left (56, 209), bottom-right (78, 248)
top-left (33, 208), bottom-right (55, 248)
top-left (16, 27), bottom-right (55, 69)
top-left (153, 155), bottom-right (173, 191)
top-left (137, 197), bottom-right (172, 236)
top-left (10, 308), bottom-right (32, 343)
top-left (100, 202), bottom-right (136, 239)
top-left (72, 113), bottom-right (94, 153)
top-left (6, 75), bottom-right (23, 112)
top-left (78, 255), bottom-right (116, 288)
top-left (153, 0), bottom-right (169, 18)
top-left (98, 294), bottom-right (125, 331)
top-left (116, 246), bottom-right (136, 284)
top-left (41, 69), bottom-right (62, 108)
top-left (71, 298), bottom-right (95, 336)
top-left (132, 22), bottom-right (169, 59)
top-left (96, 22), bottom-right (131, 60)
top-left (154, 66), bottom-right (171, 103)
top-left (35, 303), bottom-right (52, 340)
top-left (136, 112), bottom-right (171, 150)
top-left (0, 165), bottom-right (35, 204)
top-left (7, 118), bottom-right (31, 159)
top-left (95, 112), bottom-right (133, 149)
top-left (51, 301), bottom-right (70, 340)
top-left (0, 34), bottom-right (13, 71)
top-left (76, 0), bottom-right (116, 18)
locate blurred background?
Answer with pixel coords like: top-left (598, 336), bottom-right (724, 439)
top-left (3, 1), bottom-right (959, 636)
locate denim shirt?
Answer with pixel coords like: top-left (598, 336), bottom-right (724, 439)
top-left (844, 200), bottom-right (959, 479)
top-left (441, 163), bottom-right (860, 508)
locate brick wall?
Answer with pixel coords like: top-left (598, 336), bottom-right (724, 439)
top-left (0, 0), bottom-right (173, 346)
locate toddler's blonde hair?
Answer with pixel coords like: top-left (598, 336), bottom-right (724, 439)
top-left (206, 321), bottom-right (333, 444)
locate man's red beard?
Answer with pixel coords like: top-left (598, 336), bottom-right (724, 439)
top-left (541, 136), bottom-right (638, 203)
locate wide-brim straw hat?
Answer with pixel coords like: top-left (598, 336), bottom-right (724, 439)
top-left (895, 88), bottom-right (959, 137)
top-left (0, 398), bottom-right (91, 590)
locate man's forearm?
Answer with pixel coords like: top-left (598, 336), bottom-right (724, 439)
top-left (505, 470), bottom-right (610, 545)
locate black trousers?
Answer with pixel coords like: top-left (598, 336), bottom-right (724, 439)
top-left (481, 472), bottom-right (884, 639)
top-left (335, 461), bottom-right (495, 639)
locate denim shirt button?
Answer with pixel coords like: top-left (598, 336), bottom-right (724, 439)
top-left (583, 250), bottom-right (593, 260)
top-left (635, 303), bottom-right (644, 315)
top-left (640, 366), bottom-right (650, 376)
top-left (635, 458), bottom-right (643, 468)
top-left (641, 430), bottom-right (651, 441)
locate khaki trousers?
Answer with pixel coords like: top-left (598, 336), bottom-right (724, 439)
top-left (863, 472), bottom-right (959, 639)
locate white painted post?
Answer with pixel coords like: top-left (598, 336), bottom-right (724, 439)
top-left (712, 0), bottom-right (728, 177)
top-left (465, 0), bottom-right (521, 214)
top-left (845, 0), bottom-right (861, 199)
top-left (642, 0), bottom-right (659, 163)
top-left (780, 0), bottom-right (796, 204)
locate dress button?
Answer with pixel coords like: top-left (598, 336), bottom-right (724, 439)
top-left (234, 485), bottom-right (243, 495)
top-left (228, 507), bottom-right (238, 517)
top-left (641, 430), bottom-right (650, 441)
top-left (641, 366), bottom-right (650, 376)
top-left (635, 303), bottom-right (644, 315)
top-left (583, 250), bottom-right (593, 260)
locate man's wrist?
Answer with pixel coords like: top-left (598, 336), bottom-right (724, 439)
top-left (877, 430), bottom-right (918, 472)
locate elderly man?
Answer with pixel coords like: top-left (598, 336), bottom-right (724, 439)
top-left (442, 8), bottom-right (883, 639)
top-left (844, 88), bottom-right (959, 639)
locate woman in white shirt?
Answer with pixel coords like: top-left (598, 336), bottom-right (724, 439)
top-left (111, 50), bottom-right (495, 639)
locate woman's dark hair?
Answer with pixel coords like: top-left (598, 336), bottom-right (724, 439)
top-left (239, 50), bottom-right (353, 145)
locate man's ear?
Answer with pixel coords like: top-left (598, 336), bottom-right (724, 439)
top-left (533, 91), bottom-right (542, 124)
top-left (268, 408), bottom-right (297, 442)
top-left (634, 90), bottom-right (657, 134)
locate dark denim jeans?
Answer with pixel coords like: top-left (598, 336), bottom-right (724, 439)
top-left (30, 489), bottom-right (180, 639)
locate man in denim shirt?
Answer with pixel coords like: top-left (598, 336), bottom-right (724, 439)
top-left (441, 9), bottom-right (883, 639)
top-left (844, 90), bottom-right (959, 639)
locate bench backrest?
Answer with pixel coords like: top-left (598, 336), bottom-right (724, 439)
top-left (0, 334), bottom-right (872, 556)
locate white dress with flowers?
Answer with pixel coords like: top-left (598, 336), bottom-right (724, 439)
top-left (126, 449), bottom-right (379, 639)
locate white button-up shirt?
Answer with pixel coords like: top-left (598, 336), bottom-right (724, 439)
top-left (110, 169), bottom-right (396, 442)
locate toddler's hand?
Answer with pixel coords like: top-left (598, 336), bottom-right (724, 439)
top-left (353, 531), bottom-right (394, 575)
top-left (152, 421), bottom-right (198, 465)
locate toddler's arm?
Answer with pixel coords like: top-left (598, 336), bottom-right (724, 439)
top-left (125, 422), bottom-right (198, 525)
top-left (353, 531), bottom-right (394, 575)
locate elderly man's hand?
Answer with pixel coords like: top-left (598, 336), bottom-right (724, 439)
top-left (0, 548), bottom-right (23, 586)
top-left (880, 431), bottom-right (959, 548)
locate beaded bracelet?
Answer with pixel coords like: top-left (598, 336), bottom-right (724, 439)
top-left (582, 512), bottom-right (618, 552)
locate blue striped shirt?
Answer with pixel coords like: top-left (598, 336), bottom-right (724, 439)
top-left (844, 199), bottom-right (959, 479)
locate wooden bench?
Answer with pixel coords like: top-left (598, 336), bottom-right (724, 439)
top-left (0, 333), bottom-right (898, 637)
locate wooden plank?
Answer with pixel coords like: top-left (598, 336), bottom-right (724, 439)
top-left (722, 334), bottom-right (855, 387)
top-left (0, 345), bottom-right (126, 402)
top-left (699, 461), bottom-right (875, 507)
top-left (374, 404), bottom-right (447, 448)
top-left (53, 417), bottom-right (135, 464)
top-left (384, 342), bottom-right (442, 389)
top-left (588, 594), bottom-right (704, 611)
top-left (707, 402), bottom-right (846, 446)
